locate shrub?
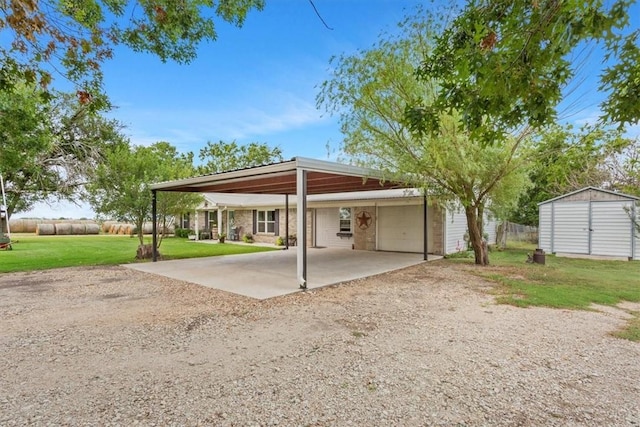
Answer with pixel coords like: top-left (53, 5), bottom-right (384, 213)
top-left (243, 233), bottom-right (254, 243)
top-left (275, 236), bottom-right (285, 246)
top-left (174, 228), bottom-right (193, 238)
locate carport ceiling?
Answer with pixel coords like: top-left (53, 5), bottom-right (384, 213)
top-left (151, 157), bottom-right (406, 195)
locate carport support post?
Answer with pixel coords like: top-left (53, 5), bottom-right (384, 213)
top-left (152, 190), bottom-right (157, 262)
top-left (296, 169), bottom-right (307, 289)
top-left (423, 194), bottom-right (429, 261)
top-left (285, 194), bottom-right (289, 250)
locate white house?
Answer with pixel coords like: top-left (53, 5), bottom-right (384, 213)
top-left (538, 187), bottom-right (639, 260)
top-left (181, 189), bottom-right (496, 256)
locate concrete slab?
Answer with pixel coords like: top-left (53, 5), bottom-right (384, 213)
top-left (124, 248), bottom-right (430, 300)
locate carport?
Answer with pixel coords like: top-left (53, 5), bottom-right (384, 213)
top-left (150, 157), bottom-right (430, 289)
top-left (127, 247), bottom-right (425, 299)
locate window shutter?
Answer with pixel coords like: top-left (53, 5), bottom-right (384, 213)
top-left (274, 209), bottom-right (280, 235)
top-left (252, 210), bottom-right (257, 234)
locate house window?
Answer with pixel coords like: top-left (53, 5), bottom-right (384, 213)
top-left (205, 211), bottom-right (218, 230)
top-left (181, 213), bottom-right (190, 229)
top-left (339, 207), bottom-right (352, 232)
top-left (257, 210), bottom-right (276, 233)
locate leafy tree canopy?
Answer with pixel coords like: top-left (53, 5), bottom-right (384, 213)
top-left (198, 140), bottom-right (283, 174)
top-left (86, 141), bottom-right (201, 246)
top-left (0, 81), bottom-right (124, 217)
top-left (406, 0), bottom-right (639, 144)
top-left (0, 0), bottom-right (265, 108)
top-left (318, 10), bottom-right (531, 265)
top-left (509, 124), bottom-right (632, 226)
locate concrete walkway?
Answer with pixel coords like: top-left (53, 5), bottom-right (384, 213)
top-left (125, 248), bottom-right (433, 300)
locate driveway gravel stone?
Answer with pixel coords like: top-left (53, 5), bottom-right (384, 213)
top-left (0, 262), bottom-right (638, 426)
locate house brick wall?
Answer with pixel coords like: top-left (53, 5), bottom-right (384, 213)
top-left (229, 208), bottom-right (313, 246)
top-left (353, 206), bottom-right (376, 250)
top-left (431, 203), bottom-right (444, 255)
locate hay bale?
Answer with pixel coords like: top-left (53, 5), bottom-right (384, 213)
top-left (109, 224), bottom-right (119, 234)
top-left (9, 219), bottom-right (23, 233)
top-left (36, 223), bottom-right (55, 236)
top-left (142, 223), bottom-right (154, 234)
top-left (23, 219), bottom-right (40, 233)
top-left (85, 224), bottom-right (100, 235)
top-left (71, 223), bottom-right (86, 235)
top-left (54, 223), bottom-right (72, 235)
top-left (102, 221), bottom-right (116, 233)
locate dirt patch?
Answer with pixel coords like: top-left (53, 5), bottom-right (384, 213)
top-left (0, 263), bottom-right (638, 426)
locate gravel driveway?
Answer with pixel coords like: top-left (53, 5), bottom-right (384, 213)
top-left (1, 261), bottom-right (638, 426)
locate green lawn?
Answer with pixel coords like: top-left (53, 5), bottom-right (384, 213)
top-left (0, 234), bottom-right (278, 273)
top-left (445, 243), bottom-right (640, 341)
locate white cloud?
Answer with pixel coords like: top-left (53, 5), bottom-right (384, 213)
top-left (121, 93), bottom-right (327, 152)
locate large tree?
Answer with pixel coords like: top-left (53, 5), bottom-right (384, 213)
top-left (0, 82), bottom-right (123, 217)
top-left (317, 12), bottom-right (530, 265)
top-left (510, 124), bottom-right (632, 226)
top-left (406, 0), bottom-right (639, 142)
top-left (86, 141), bottom-right (201, 249)
top-left (0, 0), bottom-right (265, 107)
top-left (198, 140), bottom-right (283, 174)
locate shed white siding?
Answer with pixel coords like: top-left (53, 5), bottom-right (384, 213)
top-left (591, 201), bottom-right (633, 257)
top-left (552, 202), bottom-right (589, 254)
top-left (539, 203), bottom-right (552, 252)
top-left (634, 204), bottom-right (640, 261)
top-left (315, 208), bottom-right (353, 249)
top-left (538, 188), bottom-right (639, 260)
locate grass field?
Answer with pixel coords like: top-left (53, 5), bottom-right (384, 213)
top-left (445, 243), bottom-right (640, 341)
top-left (0, 234), bottom-right (278, 273)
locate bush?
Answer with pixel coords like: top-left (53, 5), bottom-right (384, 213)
top-left (174, 228), bottom-right (193, 238)
top-left (275, 236), bottom-right (285, 246)
top-left (243, 233), bottom-right (254, 243)
top-left (445, 250), bottom-right (474, 259)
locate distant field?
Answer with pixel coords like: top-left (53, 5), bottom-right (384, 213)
top-left (0, 234), bottom-right (278, 273)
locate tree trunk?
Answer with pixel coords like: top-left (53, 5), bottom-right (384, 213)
top-left (136, 244), bottom-right (158, 260)
top-left (464, 205), bottom-right (489, 265)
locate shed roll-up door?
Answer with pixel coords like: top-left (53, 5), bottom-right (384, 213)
top-left (552, 202), bottom-right (589, 254)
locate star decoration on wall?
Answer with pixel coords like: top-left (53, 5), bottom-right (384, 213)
top-left (356, 211), bottom-right (372, 229)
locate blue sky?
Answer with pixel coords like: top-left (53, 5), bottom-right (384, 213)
top-left (18, 0), bottom-right (640, 218)
top-left (103, 0), bottom-right (424, 160)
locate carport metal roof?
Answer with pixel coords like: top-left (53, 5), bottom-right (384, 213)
top-left (150, 157), bottom-right (425, 290)
top-left (151, 157), bottom-right (404, 194)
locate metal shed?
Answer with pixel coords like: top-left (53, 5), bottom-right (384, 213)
top-left (538, 187), bottom-right (639, 260)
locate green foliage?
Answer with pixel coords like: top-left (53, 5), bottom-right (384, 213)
top-left (242, 233), bottom-right (253, 243)
top-left (510, 124), bottom-right (634, 226)
top-left (85, 141), bottom-right (202, 246)
top-left (275, 235), bottom-right (285, 246)
top-left (408, 0), bottom-right (637, 142)
top-left (0, 0), bottom-right (265, 106)
top-left (198, 140), bottom-right (283, 174)
top-left (0, 82), bottom-right (124, 217)
top-left (0, 235), bottom-right (277, 273)
top-left (317, 9), bottom-right (530, 265)
top-left (174, 228), bottom-right (193, 239)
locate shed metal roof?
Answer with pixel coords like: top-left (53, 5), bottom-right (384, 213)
top-left (538, 187), bottom-right (640, 205)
